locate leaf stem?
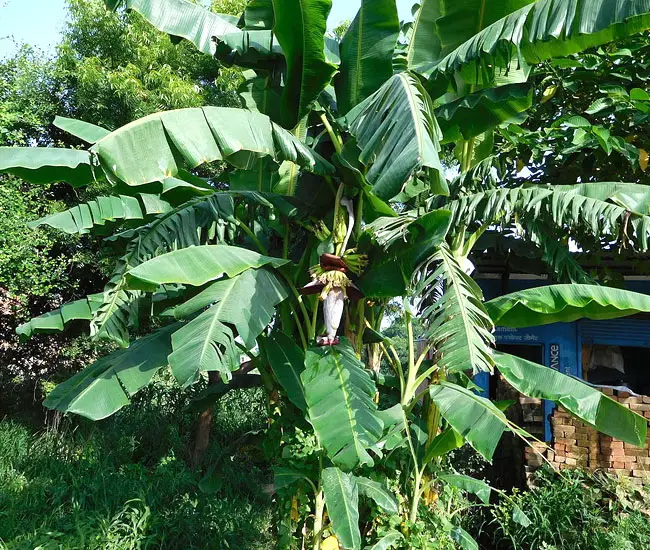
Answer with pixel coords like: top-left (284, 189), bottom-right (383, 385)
top-left (235, 218), bottom-right (268, 255)
top-left (320, 113), bottom-right (343, 154)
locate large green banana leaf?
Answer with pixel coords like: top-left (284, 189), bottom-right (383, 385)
top-left (2, 108), bottom-right (332, 190)
top-left (496, 351), bottom-right (647, 446)
top-left (406, 0), bottom-right (533, 69)
top-left (259, 331), bottom-right (307, 410)
top-left (93, 107), bottom-right (331, 186)
top-left (0, 147), bottom-right (93, 187)
top-left (106, 0), bottom-right (278, 60)
top-left (124, 244), bottom-right (288, 291)
top-left (429, 381), bottom-right (510, 460)
top-left (91, 195), bottom-right (235, 347)
top-left (17, 293), bottom-right (104, 339)
top-left (347, 73), bottom-right (446, 201)
top-left (302, 339), bottom-right (384, 470)
top-left (485, 284), bottom-right (650, 327)
top-left (549, 182), bottom-right (650, 216)
top-left (436, 83), bottom-right (533, 142)
top-left (447, 185), bottom-right (650, 251)
top-left (423, 0), bottom-right (650, 85)
top-left (272, 0), bottom-right (337, 128)
top-left (321, 467), bottom-right (361, 550)
top-left (354, 476), bottom-right (399, 514)
top-left (168, 268), bottom-right (288, 387)
top-left (29, 194), bottom-right (171, 234)
top-left (417, 244), bottom-right (495, 375)
top-left (43, 323), bottom-right (178, 420)
top-left (335, 0), bottom-right (400, 115)
top-left (54, 116), bottom-right (110, 143)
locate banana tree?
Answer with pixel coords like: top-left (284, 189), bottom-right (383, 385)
top-left (4, 0), bottom-right (650, 548)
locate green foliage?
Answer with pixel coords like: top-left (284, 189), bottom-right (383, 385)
top-left (7, 1), bottom-right (650, 548)
top-left (0, 178), bottom-right (81, 298)
top-left (493, 467), bottom-right (650, 550)
top-left (0, 380), bottom-right (273, 550)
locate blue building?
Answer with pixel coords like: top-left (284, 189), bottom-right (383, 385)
top-left (473, 263), bottom-right (650, 486)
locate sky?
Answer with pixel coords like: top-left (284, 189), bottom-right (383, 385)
top-left (0, 0), bottom-right (414, 59)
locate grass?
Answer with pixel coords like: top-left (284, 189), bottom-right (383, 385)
top-left (492, 467), bottom-right (650, 550)
top-left (0, 377), bottom-right (275, 549)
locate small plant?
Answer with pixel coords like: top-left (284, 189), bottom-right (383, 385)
top-left (492, 467), bottom-right (650, 550)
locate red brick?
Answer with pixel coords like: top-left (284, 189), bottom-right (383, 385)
top-left (613, 461), bottom-right (626, 469)
top-left (619, 397), bottom-right (643, 404)
top-left (554, 456), bottom-right (566, 464)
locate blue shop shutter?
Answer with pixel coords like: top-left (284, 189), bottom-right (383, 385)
top-left (579, 319), bottom-right (650, 348)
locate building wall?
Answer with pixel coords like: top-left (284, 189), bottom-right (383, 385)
top-left (522, 390), bottom-right (650, 485)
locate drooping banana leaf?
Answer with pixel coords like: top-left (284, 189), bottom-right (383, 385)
top-left (485, 284), bottom-right (650, 328)
top-left (354, 476), bottom-right (399, 514)
top-left (43, 323), bottom-right (179, 420)
top-left (439, 474), bottom-right (491, 504)
top-left (321, 467), bottom-right (361, 550)
top-left (406, 0), bottom-right (534, 70)
top-left (435, 83), bottom-right (533, 142)
top-left (549, 182), bottom-right (650, 216)
top-left (335, 0), bottom-right (400, 115)
top-left (259, 331), bottom-right (307, 410)
top-left (106, 0), bottom-right (280, 61)
top-left (93, 107), bottom-right (332, 186)
top-left (447, 185), bottom-right (650, 251)
top-left (238, 0), bottom-right (274, 29)
top-left (0, 147), bottom-right (94, 187)
top-left (495, 351), bottom-right (647, 446)
top-left (92, 195), bottom-right (235, 347)
top-left (3, 108), bottom-right (332, 190)
top-left (28, 194), bottom-right (171, 234)
top-left (416, 243), bottom-right (495, 375)
top-left (125, 244), bottom-right (288, 291)
top-left (423, 0), bottom-right (650, 86)
top-left (429, 381), bottom-right (511, 460)
top-left (53, 116), bottom-right (110, 144)
top-left (271, 0), bottom-right (337, 128)
top-left (16, 293), bottom-right (105, 339)
top-left (347, 72), bottom-right (446, 201)
top-left (168, 268), bottom-right (288, 386)
top-left (302, 339), bottom-right (384, 470)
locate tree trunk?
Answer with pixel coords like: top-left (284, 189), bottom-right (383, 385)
top-left (191, 371), bottom-right (219, 469)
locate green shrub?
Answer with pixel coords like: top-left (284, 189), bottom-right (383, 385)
top-left (492, 467), bottom-right (650, 550)
top-left (0, 380), bottom-right (273, 549)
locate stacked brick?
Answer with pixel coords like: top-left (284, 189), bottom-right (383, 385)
top-left (524, 389), bottom-right (650, 486)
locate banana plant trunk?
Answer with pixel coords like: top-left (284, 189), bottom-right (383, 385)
top-left (191, 371), bottom-right (220, 469)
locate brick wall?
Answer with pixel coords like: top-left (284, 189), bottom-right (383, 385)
top-left (523, 390), bottom-right (650, 486)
